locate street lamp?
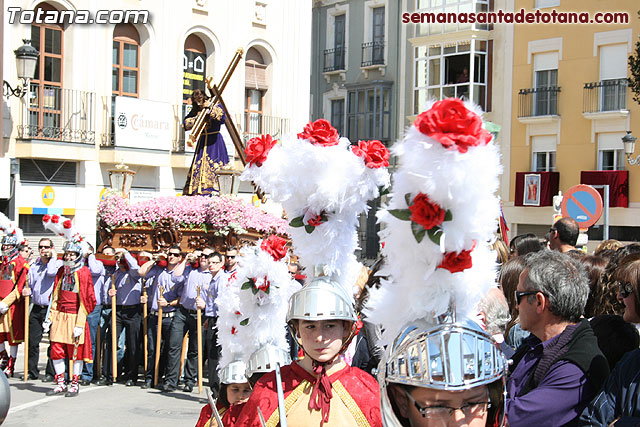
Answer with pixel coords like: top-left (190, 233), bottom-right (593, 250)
top-left (3, 39), bottom-right (39, 98)
top-left (108, 162), bottom-right (136, 197)
top-left (623, 131), bottom-right (639, 166)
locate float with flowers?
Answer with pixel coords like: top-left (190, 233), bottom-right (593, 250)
top-left (96, 193), bottom-right (288, 253)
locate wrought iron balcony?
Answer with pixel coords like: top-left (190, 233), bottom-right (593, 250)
top-left (518, 86), bottom-right (561, 118)
top-left (17, 83), bottom-right (96, 144)
top-left (323, 47), bottom-right (346, 72)
top-left (583, 79), bottom-right (628, 113)
top-left (235, 113), bottom-right (290, 142)
top-left (361, 41), bottom-right (385, 67)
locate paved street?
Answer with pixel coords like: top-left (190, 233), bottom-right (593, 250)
top-left (3, 342), bottom-right (205, 426)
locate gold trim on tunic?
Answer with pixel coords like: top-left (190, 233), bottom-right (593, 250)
top-left (266, 379), bottom-right (311, 427)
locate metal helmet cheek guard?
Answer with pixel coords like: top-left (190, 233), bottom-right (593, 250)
top-left (245, 344), bottom-right (292, 378)
top-left (378, 317), bottom-right (507, 426)
top-left (219, 360), bottom-right (249, 385)
top-left (62, 240), bottom-right (84, 270)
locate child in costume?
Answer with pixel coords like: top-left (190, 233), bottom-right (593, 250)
top-left (236, 119), bottom-right (390, 426)
top-left (42, 215), bottom-right (96, 397)
top-left (366, 98), bottom-right (508, 426)
top-left (0, 214), bottom-right (28, 376)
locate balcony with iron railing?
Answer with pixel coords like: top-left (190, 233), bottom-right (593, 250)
top-left (323, 47), bottom-right (346, 73)
top-left (17, 83), bottom-right (96, 144)
top-left (583, 79), bottom-right (628, 118)
top-left (361, 41), bottom-right (385, 67)
top-left (518, 86), bottom-right (561, 120)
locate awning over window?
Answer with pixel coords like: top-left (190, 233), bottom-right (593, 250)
top-left (245, 61), bottom-right (268, 90)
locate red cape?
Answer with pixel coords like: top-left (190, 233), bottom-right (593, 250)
top-left (52, 266), bottom-right (97, 361)
top-left (196, 402), bottom-right (244, 427)
top-left (235, 362), bottom-right (381, 427)
top-left (0, 255), bottom-right (28, 343)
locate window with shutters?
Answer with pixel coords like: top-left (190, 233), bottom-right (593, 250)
top-left (599, 44), bottom-right (628, 111)
top-left (531, 136), bottom-right (557, 172)
top-left (597, 133), bottom-right (625, 171)
top-left (20, 159), bottom-right (77, 184)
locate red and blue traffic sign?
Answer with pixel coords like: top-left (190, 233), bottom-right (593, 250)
top-left (560, 185), bottom-right (603, 228)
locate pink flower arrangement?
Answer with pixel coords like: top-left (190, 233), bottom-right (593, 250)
top-left (97, 194), bottom-right (288, 235)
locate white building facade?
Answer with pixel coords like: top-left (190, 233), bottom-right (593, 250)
top-left (2, 0), bottom-right (311, 246)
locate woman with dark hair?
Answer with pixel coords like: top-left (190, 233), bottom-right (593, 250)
top-left (580, 255), bottom-right (609, 318)
top-left (498, 257), bottom-right (530, 350)
top-left (579, 253), bottom-right (640, 425)
top-left (514, 235), bottom-right (544, 257)
top-left (598, 243), bottom-right (640, 316)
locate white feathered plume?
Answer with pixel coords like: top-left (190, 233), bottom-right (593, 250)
top-left (42, 214), bottom-right (89, 255)
top-left (0, 212), bottom-right (25, 245)
top-left (241, 121), bottom-right (391, 296)
top-left (366, 99), bottom-right (502, 342)
top-left (216, 235), bottom-right (299, 369)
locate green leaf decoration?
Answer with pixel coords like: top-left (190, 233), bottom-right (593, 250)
top-left (388, 209), bottom-right (412, 221)
top-left (411, 221), bottom-right (426, 243)
top-left (304, 225), bottom-right (314, 234)
top-left (241, 280), bottom-right (253, 290)
top-left (484, 121), bottom-right (501, 140)
top-left (240, 318), bottom-right (249, 326)
top-left (320, 212), bottom-right (328, 222)
top-left (444, 210), bottom-right (453, 222)
top-left (251, 286), bottom-right (258, 295)
top-left (378, 186), bottom-right (390, 197)
top-left (404, 193), bottom-right (412, 207)
top-left (265, 286), bottom-right (270, 294)
top-left (427, 227), bottom-right (444, 246)
top-left (289, 216), bottom-right (305, 228)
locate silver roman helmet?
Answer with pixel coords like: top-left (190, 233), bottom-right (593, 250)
top-left (1, 236), bottom-right (18, 257)
top-left (378, 312), bottom-right (508, 426)
top-left (286, 266), bottom-right (358, 356)
top-left (220, 360), bottom-right (249, 385)
top-left (245, 344), bottom-right (292, 378)
top-left (62, 240), bottom-right (84, 270)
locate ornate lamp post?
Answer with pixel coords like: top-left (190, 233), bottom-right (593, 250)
top-left (216, 165), bottom-right (242, 196)
top-left (3, 39), bottom-right (39, 98)
top-left (108, 162), bottom-right (136, 197)
top-left (623, 131), bottom-right (639, 166)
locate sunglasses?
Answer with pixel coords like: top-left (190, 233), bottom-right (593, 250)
top-left (515, 290), bottom-right (539, 305)
top-left (168, 252), bottom-right (181, 257)
top-left (226, 255), bottom-right (236, 259)
top-left (39, 245), bottom-right (51, 249)
top-left (618, 281), bottom-right (634, 299)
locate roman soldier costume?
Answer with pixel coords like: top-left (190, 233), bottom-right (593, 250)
top-left (43, 215), bottom-right (96, 397)
top-left (0, 213), bottom-right (29, 376)
top-left (236, 119), bottom-right (390, 427)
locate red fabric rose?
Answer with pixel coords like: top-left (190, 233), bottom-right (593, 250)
top-left (234, 311), bottom-right (242, 316)
top-left (63, 220), bottom-right (72, 229)
top-left (306, 214), bottom-right (324, 227)
top-left (260, 235), bottom-right (288, 261)
top-left (51, 215), bottom-right (60, 224)
top-left (245, 134), bottom-right (278, 167)
top-left (231, 327), bottom-right (237, 335)
top-left (352, 140), bottom-right (390, 168)
top-left (409, 193), bottom-right (446, 230)
top-left (297, 119), bottom-right (339, 147)
top-left (414, 98), bottom-right (492, 154)
top-left (42, 214), bottom-right (51, 223)
top-left (437, 248), bottom-right (473, 273)
top-left (257, 277), bottom-right (270, 293)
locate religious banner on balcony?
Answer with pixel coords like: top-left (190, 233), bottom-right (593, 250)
top-left (114, 97), bottom-right (173, 151)
top-left (523, 173), bottom-right (541, 206)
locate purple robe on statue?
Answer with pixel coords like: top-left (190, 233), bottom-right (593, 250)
top-left (183, 103), bottom-right (229, 195)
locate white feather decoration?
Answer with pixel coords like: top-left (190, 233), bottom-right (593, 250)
top-left (42, 214), bottom-right (89, 255)
top-left (241, 130), bottom-right (390, 297)
top-left (0, 212), bottom-right (24, 245)
top-left (366, 99), bottom-right (502, 342)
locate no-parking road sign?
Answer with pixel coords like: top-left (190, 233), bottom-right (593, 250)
top-left (560, 185), bottom-right (603, 228)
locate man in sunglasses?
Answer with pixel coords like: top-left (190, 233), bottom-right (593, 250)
top-left (547, 217), bottom-right (580, 254)
top-left (24, 238), bottom-right (62, 381)
top-left (506, 250), bottom-right (609, 425)
top-left (224, 246), bottom-right (238, 277)
top-left (138, 245), bottom-right (183, 389)
top-left (159, 247), bottom-right (214, 392)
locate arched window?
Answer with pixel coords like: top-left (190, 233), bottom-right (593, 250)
top-left (112, 24), bottom-right (140, 98)
top-left (183, 35), bottom-right (207, 101)
top-left (29, 2), bottom-right (64, 138)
